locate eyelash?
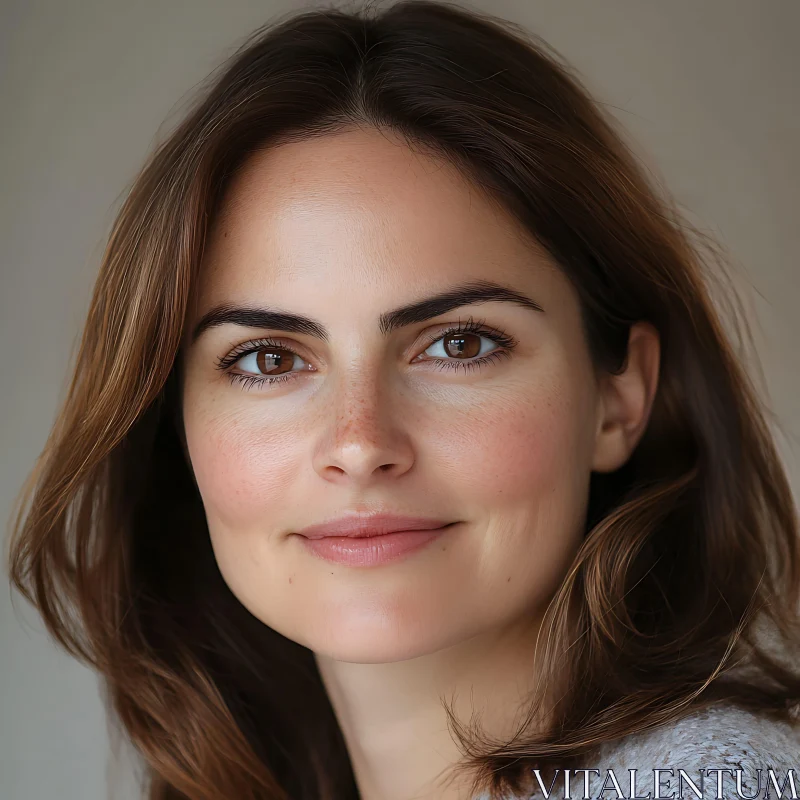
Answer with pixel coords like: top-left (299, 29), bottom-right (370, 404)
top-left (215, 317), bottom-right (518, 391)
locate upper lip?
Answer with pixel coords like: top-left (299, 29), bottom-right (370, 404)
top-left (297, 513), bottom-right (454, 539)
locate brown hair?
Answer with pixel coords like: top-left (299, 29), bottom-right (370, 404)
top-left (7, 1), bottom-right (800, 798)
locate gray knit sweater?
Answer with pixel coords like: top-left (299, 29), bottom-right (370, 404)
top-left (475, 702), bottom-right (800, 800)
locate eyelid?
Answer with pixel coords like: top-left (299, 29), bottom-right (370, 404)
top-left (217, 334), bottom-right (383, 375)
top-left (417, 317), bottom-right (517, 349)
top-left (215, 336), bottom-right (313, 372)
top-left (216, 316), bottom-right (517, 373)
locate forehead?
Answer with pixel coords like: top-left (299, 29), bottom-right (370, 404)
top-left (194, 126), bottom-right (561, 311)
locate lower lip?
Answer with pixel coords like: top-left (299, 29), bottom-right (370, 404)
top-left (297, 525), bottom-right (455, 567)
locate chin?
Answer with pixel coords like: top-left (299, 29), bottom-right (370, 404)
top-left (303, 605), bottom-right (475, 664)
top-left (310, 629), bottom-right (455, 664)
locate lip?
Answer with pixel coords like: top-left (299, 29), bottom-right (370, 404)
top-left (294, 513), bottom-right (459, 567)
top-left (297, 513), bottom-right (455, 539)
top-left (299, 527), bottom-right (454, 566)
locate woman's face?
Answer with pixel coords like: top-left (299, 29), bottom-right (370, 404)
top-left (180, 127), bottom-right (611, 663)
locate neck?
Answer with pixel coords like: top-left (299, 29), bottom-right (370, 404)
top-left (314, 613), bottom-right (549, 800)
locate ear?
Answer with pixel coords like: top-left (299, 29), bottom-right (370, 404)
top-left (591, 321), bottom-right (660, 473)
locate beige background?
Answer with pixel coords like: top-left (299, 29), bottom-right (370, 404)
top-left (2, 1), bottom-right (798, 798)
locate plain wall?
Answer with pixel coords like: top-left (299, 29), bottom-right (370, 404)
top-left (2, 1), bottom-right (798, 798)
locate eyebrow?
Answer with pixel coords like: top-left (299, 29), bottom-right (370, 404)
top-left (190, 279), bottom-right (544, 344)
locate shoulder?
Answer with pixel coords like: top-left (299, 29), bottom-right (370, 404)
top-left (476, 704), bottom-right (799, 800)
top-left (591, 702), bottom-right (799, 791)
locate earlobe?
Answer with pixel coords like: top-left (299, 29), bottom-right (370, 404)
top-left (591, 321), bottom-right (660, 473)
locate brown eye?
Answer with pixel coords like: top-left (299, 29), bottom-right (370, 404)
top-left (441, 332), bottom-right (482, 359)
top-left (255, 347), bottom-right (294, 375)
top-left (421, 327), bottom-right (507, 364)
top-left (233, 347), bottom-right (299, 376)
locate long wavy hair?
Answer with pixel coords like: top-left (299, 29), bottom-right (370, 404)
top-left (7, 1), bottom-right (800, 798)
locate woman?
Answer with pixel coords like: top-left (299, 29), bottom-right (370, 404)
top-left (7, 1), bottom-right (800, 798)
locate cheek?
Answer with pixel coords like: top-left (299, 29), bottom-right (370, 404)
top-left (437, 378), bottom-right (594, 616)
top-left (435, 379), bottom-right (591, 514)
top-left (183, 404), bottom-right (304, 531)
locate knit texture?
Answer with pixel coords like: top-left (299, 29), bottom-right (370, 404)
top-left (475, 701), bottom-right (800, 800)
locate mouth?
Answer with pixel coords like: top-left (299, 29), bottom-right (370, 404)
top-left (296, 513), bottom-right (458, 540)
top-left (294, 520), bottom-right (460, 567)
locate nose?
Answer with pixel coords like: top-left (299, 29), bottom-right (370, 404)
top-left (312, 367), bottom-right (415, 485)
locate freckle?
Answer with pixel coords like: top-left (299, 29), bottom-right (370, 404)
top-left (507, 577), bottom-right (511, 582)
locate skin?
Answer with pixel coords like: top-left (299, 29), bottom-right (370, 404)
top-left (179, 126), bottom-right (660, 800)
